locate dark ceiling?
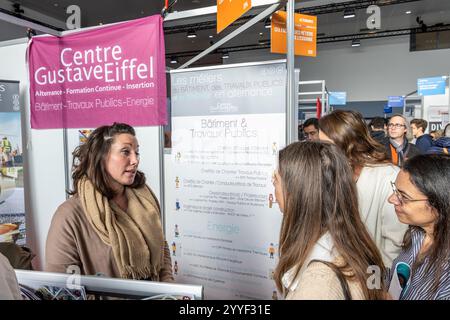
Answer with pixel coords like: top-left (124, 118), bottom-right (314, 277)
top-left (1, 0), bottom-right (450, 66)
top-left (7, 0), bottom-right (218, 26)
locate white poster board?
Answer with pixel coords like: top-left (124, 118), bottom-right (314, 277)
top-left (427, 105), bottom-right (449, 131)
top-left (0, 80), bottom-right (26, 245)
top-left (168, 61), bottom-right (286, 299)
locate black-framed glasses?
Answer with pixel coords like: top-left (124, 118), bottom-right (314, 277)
top-left (390, 181), bottom-right (428, 206)
top-left (388, 123), bottom-right (406, 129)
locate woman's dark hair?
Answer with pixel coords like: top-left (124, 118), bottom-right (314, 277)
top-left (70, 123), bottom-right (146, 198)
top-left (273, 141), bottom-right (386, 299)
top-left (402, 154), bottom-right (450, 289)
top-left (319, 110), bottom-right (388, 172)
top-left (444, 123), bottom-right (450, 137)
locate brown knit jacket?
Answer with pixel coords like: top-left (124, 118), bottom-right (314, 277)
top-left (45, 196), bottom-right (173, 282)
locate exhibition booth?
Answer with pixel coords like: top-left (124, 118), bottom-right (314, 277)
top-left (0, 0), bottom-right (300, 300)
top-left (0, 0), bottom-right (449, 300)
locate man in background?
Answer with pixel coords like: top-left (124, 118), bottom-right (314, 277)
top-left (385, 114), bottom-right (420, 166)
top-left (369, 117), bottom-right (388, 145)
top-left (302, 118), bottom-right (320, 141)
top-left (410, 119), bottom-right (433, 154)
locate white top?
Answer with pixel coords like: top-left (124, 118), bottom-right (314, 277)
top-left (281, 233), bottom-right (365, 300)
top-left (0, 252), bottom-right (21, 300)
top-left (282, 232), bottom-right (336, 291)
top-left (357, 164), bottom-right (407, 266)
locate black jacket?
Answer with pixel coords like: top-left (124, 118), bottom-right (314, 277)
top-left (370, 130), bottom-right (389, 145)
top-left (385, 137), bottom-right (421, 167)
top-left (415, 134), bottom-right (433, 154)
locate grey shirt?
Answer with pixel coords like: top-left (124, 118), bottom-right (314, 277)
top-left (0, 252), bottom-right (21, 300)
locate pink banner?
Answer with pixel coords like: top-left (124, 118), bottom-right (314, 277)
top-left (28, 15), bottom-right (167, 129)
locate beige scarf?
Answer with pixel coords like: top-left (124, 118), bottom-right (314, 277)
top-left (78, 176), bottom-right (164, 280)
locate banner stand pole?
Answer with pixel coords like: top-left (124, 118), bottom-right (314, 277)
top-left (286, 0), bottom-right (295, 144)
top-left (63, 129), bottom-right (69, 200)
top-left (448, 74), bottom-right (450, 126)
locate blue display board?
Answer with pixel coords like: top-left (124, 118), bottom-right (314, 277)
top-left (417, 77), bottom-right (446, 96)
top-left (329, 92), bottom-right (347, 105)
top-left (387, 96), bottom-right (404, 108)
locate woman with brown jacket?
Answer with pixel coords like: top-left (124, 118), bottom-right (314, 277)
top-left (45, 123), bottom-right (173, 282)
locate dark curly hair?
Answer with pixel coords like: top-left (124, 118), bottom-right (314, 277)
top-left (402, 154), bottom-right (450, 292)
top-left (70, 123), bottom-right (146, 198)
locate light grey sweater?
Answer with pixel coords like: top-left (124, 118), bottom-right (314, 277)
top-left (0, 252), bottom-right (21, 300)
top-left (357, 164), bottom-right (407, 266)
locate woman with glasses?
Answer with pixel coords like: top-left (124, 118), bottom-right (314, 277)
top-left (273, 141), bottom-right (386, 299)
top-left (388, 154), bottom-right (450, 299)
top-left (319, 110), bottom-right (407, 266)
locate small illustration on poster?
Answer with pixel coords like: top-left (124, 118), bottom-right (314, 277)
top-left (268, 193), bottom-right (274, 208)
top-left (171, 241), bottom-right (177, 256)
top-left (272, 290), bottom-right (278, 300)
top-left (78, 129), bottom-right (93, 145)
top-left (268, 243), bottom-right (275, 259)
top-left (272, 142), bottom-right (278, 155)
top-left (174, 260), bottom-right (179, 275)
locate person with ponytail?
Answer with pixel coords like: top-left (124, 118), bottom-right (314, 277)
top-left (319, 110), bottom-right (407, 266)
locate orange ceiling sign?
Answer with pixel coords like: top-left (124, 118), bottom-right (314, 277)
top-left (217, 0), bottom-right (252, 33)
top-left (270, 11), bottom-right (317, 57)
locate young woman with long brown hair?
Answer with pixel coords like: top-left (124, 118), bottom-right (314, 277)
top-left (273, 141), bottom-right (386, 299)
top-left (319, 110), bottom-right (407, 266)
